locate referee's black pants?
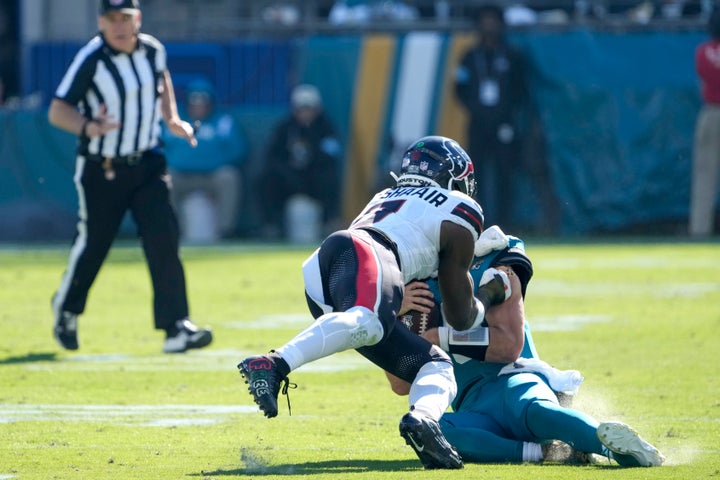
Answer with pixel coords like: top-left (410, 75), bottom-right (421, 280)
top-left (53, 150), bottom-right (189, 331)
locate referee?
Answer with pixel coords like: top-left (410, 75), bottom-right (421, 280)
top-left (48, 0), bottom-right (212, 353)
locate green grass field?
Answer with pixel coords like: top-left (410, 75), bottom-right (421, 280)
top-left (1, 240), bottom-right (719, 480)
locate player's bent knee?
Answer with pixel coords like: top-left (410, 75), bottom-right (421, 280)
top-left (345, 306), bottom-right (384, 348)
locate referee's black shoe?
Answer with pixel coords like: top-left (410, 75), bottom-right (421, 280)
top-left (54, 311), bottom-right (79, 350)
top-left (163, 318), bottom-right (213, 353)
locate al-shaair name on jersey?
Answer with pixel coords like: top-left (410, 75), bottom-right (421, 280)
top-left (350, 186), bottom-right (483, 284)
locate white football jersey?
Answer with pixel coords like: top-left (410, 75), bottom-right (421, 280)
top-left (350, 186), bottom-right (484, 283)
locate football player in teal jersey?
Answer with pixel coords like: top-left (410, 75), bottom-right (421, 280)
top-left (388, 226), bottom-right (665, 466)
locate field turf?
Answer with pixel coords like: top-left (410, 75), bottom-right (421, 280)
top-left (1, 240), bottom-right (718, 479)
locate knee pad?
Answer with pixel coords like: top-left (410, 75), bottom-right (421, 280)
top-left (344, 306), bottom-right (384, 348)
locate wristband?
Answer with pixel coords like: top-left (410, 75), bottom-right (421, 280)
top-left (437, 326), bottom-right (450, 351)
top-left (467, 298), bottom-right (486, 330)
top-left (437, 325), bottom-right (491, 353)
top-left (81, 120), bottom-right (93, 137)
top-left (440, 297), bottom-right (486, 331)
top-left (449, 326), bottom-right (490, 347)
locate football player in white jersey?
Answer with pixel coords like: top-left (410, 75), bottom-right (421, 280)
top-left (238, 136), bottom-right (515, 469)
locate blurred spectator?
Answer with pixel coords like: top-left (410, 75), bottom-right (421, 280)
top-left (689, 9), bottom-right (720, 237)
top-left (625, 0), bottom-right (655, 23)
top-left (503, 0), bottom-right (586, 25)
top-left (454, 4), bottom-right (530, 230)
top-left (260, 3), bottom-right (301, 25)
top-left (257, 84), bottom-right (343, 241)
top-left (328, 0), bottom-right (419, 24)
top-left (163, 79), bottom-right (248, 242)
top-left (504, 4), bottom-right (541, 25)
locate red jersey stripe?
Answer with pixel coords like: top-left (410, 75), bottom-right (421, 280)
top-left (353, 236), bottom-right (380, 310)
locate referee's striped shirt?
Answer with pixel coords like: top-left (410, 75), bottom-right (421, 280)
top-left (54, 32), bottom-right (166, 158)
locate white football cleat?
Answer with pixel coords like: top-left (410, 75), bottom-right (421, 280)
top-left (597, 421), bottom-right (665, 467)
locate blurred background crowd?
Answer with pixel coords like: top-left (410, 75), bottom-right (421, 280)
top-left (0, 0), bottom-right (717, 242)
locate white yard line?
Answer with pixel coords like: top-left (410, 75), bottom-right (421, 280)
top-left (531, 280), bottom-right (719, 298)
top-left (23, 348), bottom-right (370, 373)
top-left (537, 256), bottom-right (720, 270)
top-left (0, 404), bottom-right (257, 426)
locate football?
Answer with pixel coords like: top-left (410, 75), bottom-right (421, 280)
top-left (399, 302), bottom-right (441, 335)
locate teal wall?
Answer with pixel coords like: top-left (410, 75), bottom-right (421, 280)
top-left (299, 30), bottom-right (706, 234)
top-left (513, 30), bottom-right (704, 233)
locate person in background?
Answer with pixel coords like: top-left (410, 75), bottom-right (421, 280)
top-left (163, 79), bottom-right (248, 241)
top-left (48, 0), bottom-right (212, 354)
top-left (690, 9), bottom-right (720, 237)
top-left (257, 84), bottom-right (342, 240)
top-left (454, 4), bottom-right (530, 230)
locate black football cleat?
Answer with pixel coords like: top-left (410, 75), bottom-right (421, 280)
top-left (399, 411), bottom-right (463, 469)
top-left (238, 355), bottom-right (289, 418)
top-left (163, 318), bottom-right (213, 353)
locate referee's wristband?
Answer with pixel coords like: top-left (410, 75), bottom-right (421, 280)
top-left (81, 119), bottom-right (93, 137)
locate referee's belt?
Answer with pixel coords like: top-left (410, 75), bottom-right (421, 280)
top-left (86, 152), bottom-right (145, 165)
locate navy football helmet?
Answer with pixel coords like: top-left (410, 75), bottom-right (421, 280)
top-left (395, 136), bottom-right (476, 198)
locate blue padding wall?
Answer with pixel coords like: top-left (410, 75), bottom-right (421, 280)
top-left (4, 29), bottom-right (712, 241)
top-left (26, 41), bottom-right (293, 106)
top-left (513, 30), bottom-right (705, 233)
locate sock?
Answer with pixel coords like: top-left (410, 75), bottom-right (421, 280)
top-left (268, 351), bottom-right (291, 378)
top-left (408, 361), bottom-right (456, 421)
top-left (523, 442), bottom-right (542, 462)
